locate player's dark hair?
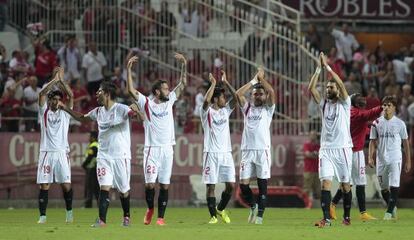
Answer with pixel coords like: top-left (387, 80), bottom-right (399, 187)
top-left (90, 131), bottom-right (98, 140)
top-left (252, 83), bottom-right (265, 91)
top-left (152, 79), bottom-right (168, 95)
top-left (211, 87), bottom-right (225, 103)
top-left (382, 95), bottom-right (397, 107)
top-left (47, 89), bottom-right (63, 99)
top-left (350, 93), bottom-right (362, 107)
top-left (100, 80), bottom-right (117, 100)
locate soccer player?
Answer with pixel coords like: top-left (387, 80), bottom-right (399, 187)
top-left (59, 81), bottom-right (134, 227)
top-left (37, 67), bottom-right (74, 224)
top-left (200, 71), bottom-right (239, 224)
top-left (368, 96), bottom-right (411, 220)
top-left (235, 67), bottom-right (275, 224)
top-left (126, 53), bottom-right (187, 226)
top-left (308, 52), bottom-right (353, 227)
top-left (330, 93), bottom-right (382, 221)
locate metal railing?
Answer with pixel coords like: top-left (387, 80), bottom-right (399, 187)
top-left (5, 0), bottom-right (325, 135)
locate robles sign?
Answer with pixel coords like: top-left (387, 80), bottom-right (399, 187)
top-left (283, 0), bottom-right (413, 20)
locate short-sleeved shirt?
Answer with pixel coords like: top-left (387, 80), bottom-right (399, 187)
top-left (86, 103), bottom-right (131, 159)
top-left (135, 92), bottom-right (177, 147)
top-left (319, 96), bottom-right (353, 149)
top-left (201, 104), bottom-right (234, 153)
top-left (39, 103), bottom-right (71, 152)
top-left (240, 102), bottom-right (275, 150)
top-left (370, 116), bottom-right (408, 164)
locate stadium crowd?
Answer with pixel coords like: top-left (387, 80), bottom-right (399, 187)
top-left (1, 0), bottom-right (414, 135)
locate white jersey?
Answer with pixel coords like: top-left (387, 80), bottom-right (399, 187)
top-left (201, 104), bottom-right (233, 153)
top-left (241, 102), bottom-right (275, 150)
top-left (39, 103), bottom-right (71, 152)
top-left (86, 103), bottom-right (131, 159)
top-left (319, 96), bottom-right (353, 149)
top-left (370, 116), bottom-right (408, 164)
top-left (135, 92), bottom-right (177, 147)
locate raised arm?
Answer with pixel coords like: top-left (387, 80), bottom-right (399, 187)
top-left (257, 67), bottom-right (276, 105)
top-left (308, 53), bottom-right (322, 104)
top-left (56, 68), bottom-right (74, 109)
top-left (58, 101), bottom-right (92, 122)
top-left (202, 73), bottom-right (217, 111)
top-left (236, 75), bottom-right (254, 107)
top-left (38, 68), bottom-right (60, 107)
top-left (321, 52), bottom-right (348, 100)
top-left (221, 70), bottom-right (239, 109)
top-left (403, 139), bottom-right (411, 173)
top-left (173, 52), bottom-right (187, 98)
top-left (126, 56), bottom-right (140, 101)
top-left (368, 139), bottom-right (377, 168)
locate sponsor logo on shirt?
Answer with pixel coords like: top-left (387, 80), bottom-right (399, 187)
top-left (248, 115), bottom-right (262, 121)
top-left (152, 111), bottom-right (169, 118)
top-left (213, 119), bottom-right (227, 125)
top-left (379, 132), bottom-right (396, 138)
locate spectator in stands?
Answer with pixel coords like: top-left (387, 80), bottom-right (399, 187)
top-left (196, 3), bottom-right (209, 38)
top-left (365, 87), bottom-right (381, 109)
top-left (82, 41), bottom-right (107, 96)
top-left (9, 50), bottom-right (33, 75)
top-left (175, 91), bottom-right (192, 134)
top-left (34, 39), bottom-right (58, 87)
top-left (383, 71), bottom-right (400, 98)
top-left (398, 84), bottom-right (414, 123)
top-left (0, 88), bottom-right (21, 132)
top-left (0, 0), bottom-right (7, 31)
top-left (327, 47), bottom-right (345, 80)
top-left (0, 42), bottom-right (6, 63)
top-left (156, 1), bottom-right (176, 39)
top-left (305, 24), bottom-right (321, 51)
top-left (262, 34), bottom-right (281, 71)
top-left (344, 72), bottom-right (362, 96)
top-left (303, 130), bottom-right (320, 206)
top-left (23, 76), bottom-right (41, 131)
top-left (57, 35), bottom-right (81, 81)
top-left (3, 73), bottom-right (24, 101)
top-left (392, 54), bottom-right (411, 87)
top-left (330, 22), bottom-right (359, 72)
top-left (362, 53), bottom-right (381, 93)
top-left (70, 78), bottom-right (90, 132)
top-left (180, 1), bottom-right (199, 37)
top-left (193, 84), bottom-right (207, 118)
top-left (111, 66), bottom-right (128, 103)
top-left (188, 50), bottom-right (206, 75)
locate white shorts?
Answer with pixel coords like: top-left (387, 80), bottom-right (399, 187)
top-left (377, 161), bottom-right (402, 189)
top-left (97, 158), bottom-right (131, 193)
top-left (143, 146), bottom-right (173, 184)
top-left (319, 148), bottom-right (352, 183)
top-left (37, 151), bottom-right (71, 184)
top-left (240, 150), bottom-right (271, 180)
top-left (351, 151), bottom-right (367, 186)
top-left (202, 152), bottom-right (235, 184)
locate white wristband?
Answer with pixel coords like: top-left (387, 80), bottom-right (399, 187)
top-left (326, 65), bottom-right (332, 72)
top-left (250, 77), bottom-right (259, 86)
top-left (315, 66), bottom-right (321, 74)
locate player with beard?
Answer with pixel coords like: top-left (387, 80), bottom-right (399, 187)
top-left (59, 81), bottom-right (134, 227)
top-left (330, 93), bottom-right (382, 221)
top-left (308, 52), bottom-right (353, 227)
top-left (127, 53), bottom-right (187, 226)
top-left (235, 67), bottom-right (275, 224)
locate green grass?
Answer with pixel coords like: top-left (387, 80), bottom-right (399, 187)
top-left (1, 208), bottom-right (414, 240)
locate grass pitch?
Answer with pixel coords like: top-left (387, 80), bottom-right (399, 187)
top-left (1, 208), bottom-right (414, 240)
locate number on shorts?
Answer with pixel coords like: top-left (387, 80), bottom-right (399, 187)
top-left (360, 167), bottom-right (365, 175)
top-left (146, 165), bottom-right (155, 174)
top-left (97, 168), bottom-right (106, 177)
top-left (204, 166), bottom-right (210, 176)
top-left (43, 165), bottom-right (51, 174)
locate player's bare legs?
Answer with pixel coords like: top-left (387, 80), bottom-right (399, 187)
top-left (156, 183), bottom-right (169, 225)
top-left (144, 183), bottom-right (155, 225)
top-left (60, 183), bottom-right (73, 223)
top-left (120, 191), bottom-right (130, 226)
top-left (37, 183), bottom-right (50, 223)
